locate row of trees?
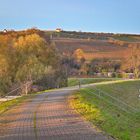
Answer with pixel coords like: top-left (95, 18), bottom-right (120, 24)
top-left (0, 32), bottom-right (67, 96)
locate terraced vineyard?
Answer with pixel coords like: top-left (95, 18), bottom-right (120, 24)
top-left (54, 38), bottom-right (128, 60)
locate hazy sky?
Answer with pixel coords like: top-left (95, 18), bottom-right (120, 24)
top-left (0, 0), bottom-right (140, 34)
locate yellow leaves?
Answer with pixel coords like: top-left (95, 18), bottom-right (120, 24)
top-left (14, 36), bottom-right (25, 50)
top-left (16, 55), bottom-right (44, 81)
top-left (14, 34), bottom-right (46, 54)
top-left (0, 55), bottom-right (9, 77)
top-left (70, 93), bottom-right (103, 123)
top-left (73, 49), bottom-right (85, 60)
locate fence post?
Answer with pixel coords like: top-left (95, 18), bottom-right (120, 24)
top-left (79, 78), bottom-right (81, 89)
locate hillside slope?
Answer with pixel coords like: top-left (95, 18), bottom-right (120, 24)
top-left (54, 38), bottom-right (128, 60)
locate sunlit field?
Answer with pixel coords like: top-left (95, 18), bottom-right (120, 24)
top-left (68, 78), bottom-right (122, 87)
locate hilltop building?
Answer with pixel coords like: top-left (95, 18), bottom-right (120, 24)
top-left (3, 29), bottom-right (8, 33)
top-left (56, 28), bottom-right (62, 32)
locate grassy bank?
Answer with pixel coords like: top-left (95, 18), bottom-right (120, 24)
top-left (69, 80), bottom-right (140, 140)
top-left (68, 78), bottom-right (121, 87)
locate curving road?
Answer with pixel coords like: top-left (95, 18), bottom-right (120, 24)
top-left (0, 88), bottom-right (114, 140)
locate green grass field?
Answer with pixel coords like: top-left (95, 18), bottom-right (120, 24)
top-left (68, 78), bottom-right (122, 87)
top-left (113, 35), bottom-right (140, 42)
top-left (70, 80), bottom-right (140, 140)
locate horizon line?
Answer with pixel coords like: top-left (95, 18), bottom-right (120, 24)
top-left (0, 27), bottom-right (140, 35)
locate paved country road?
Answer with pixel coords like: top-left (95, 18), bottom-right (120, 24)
top-left (0, 88), bottom-right (114, 140)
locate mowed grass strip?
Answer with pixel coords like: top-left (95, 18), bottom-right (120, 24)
top-left (68, 78), bottom-right (122, 87)
top-left (69, 80), bottom-right (140, 140)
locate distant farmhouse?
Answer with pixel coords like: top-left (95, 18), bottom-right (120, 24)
top-left (3, 29), bottom-right (8, 33)
top-left (3, 29), bottom-right (15, 33)
top-left (56, 28), bottom-right (63, 32)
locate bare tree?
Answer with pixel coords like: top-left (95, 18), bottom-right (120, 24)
top-left (123, 43), bottom-right (140, 78)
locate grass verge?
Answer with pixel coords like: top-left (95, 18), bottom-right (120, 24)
top-left (68, 78), bottom-right (122, 87)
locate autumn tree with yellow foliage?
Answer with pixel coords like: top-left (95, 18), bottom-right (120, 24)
top-left (0, 32), bottom-right (67, 96)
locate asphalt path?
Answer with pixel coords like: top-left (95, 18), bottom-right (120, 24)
top-left (0, 86), bottom-right (116, 140)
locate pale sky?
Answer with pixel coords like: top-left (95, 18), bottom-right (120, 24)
top-left (0, 0), bottom-right (140, 34)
